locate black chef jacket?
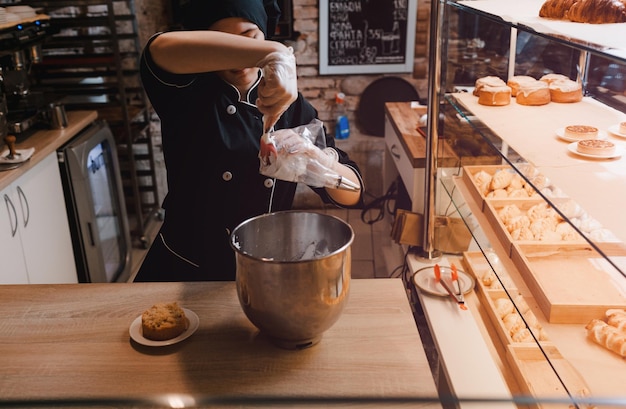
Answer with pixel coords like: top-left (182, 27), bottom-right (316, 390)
top-left (135, 33), bottom-right (363, 281)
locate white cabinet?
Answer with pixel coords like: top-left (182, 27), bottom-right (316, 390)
top-left (0, 152), bottom-right (77, 284)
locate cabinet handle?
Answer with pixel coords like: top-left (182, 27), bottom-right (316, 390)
top-left (3, 194), bottom-right (18, 238)
top-left (16, 186), bottom-right (29, 228)
top-left (390, 144), bottom-right (401, 160)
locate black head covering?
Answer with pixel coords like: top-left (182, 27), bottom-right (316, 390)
top-left (179, 0), bottom-right (281, 38)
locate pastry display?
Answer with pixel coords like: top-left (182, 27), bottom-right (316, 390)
top-left (515, 81), bottom-right (551, 106)
top-left (507, 75), bottom-right (537, 97)
top-left (477, 84), bottom-right (512, 106)
top-left (141, 302), bottom-right (189, 341)
top-left (564, 125), bottom-right (599, 140)
top-left (539, 0), bottom-right (626, 23)
top-left (576, 139), bottom-right (616, 156)
top-left (549, 79), bottom-right (583, 103)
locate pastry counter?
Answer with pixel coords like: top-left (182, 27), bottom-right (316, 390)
top-left (0, 110), bottom-right (98, 191)
top-left (0, 279), bottom-right (443, 408)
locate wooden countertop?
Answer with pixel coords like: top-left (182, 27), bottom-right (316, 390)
top-left (384, 102), bottom-right (460, 168)
top-left (0, 110), bottom-right (98, 191)
top-left (0, 279), bottom-right (442, 407)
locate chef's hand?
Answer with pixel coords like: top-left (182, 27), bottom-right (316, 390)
top-left (256, 47), bottom-right (298, 129)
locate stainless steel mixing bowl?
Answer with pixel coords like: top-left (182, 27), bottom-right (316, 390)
top-left (230, 210), bottom-right (354, 349)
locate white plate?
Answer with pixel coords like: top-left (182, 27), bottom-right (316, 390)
top-left (412, 265), bottom-right (475, 297)
top-left (129, 308), bottom-right (199, 347)
top-left (567, 142), bottom-right (623, 159)
top-left (555, 127), bottom-right (606, 142)
top-left (607, 124), bottom-right (626, 139)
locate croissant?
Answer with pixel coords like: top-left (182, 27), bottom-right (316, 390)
top-left (539, 0), bottom-right (626, 23)
top-left (539, 0), bottom-right (578, 19)
top-left (567, 0), bottom-right (626, 23)
top-left (585, 319), bottom-right (626, 357)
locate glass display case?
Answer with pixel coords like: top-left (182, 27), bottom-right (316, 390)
top-left (424, 0), bottom-right (626, 406)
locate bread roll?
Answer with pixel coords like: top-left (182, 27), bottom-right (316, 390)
top-left (478, 85), bottom-right (511, 106)
top-left (490, 169), bottom-right (514, 189)
top-left (549, 79), bottom-right (583, 103)
top-left (494, 298), bottom-right (515, 319)
top-left (516, 81), bottom-right (551, 105)
top-left (141, 302), bottom-right (189, 341)
top-left (586, 318), bottom-right (626, 357)
top-left (540, 73), bottom-right (570, 85)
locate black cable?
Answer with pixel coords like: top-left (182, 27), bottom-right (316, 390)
top-left (360, 177), bottom-right (399, 225)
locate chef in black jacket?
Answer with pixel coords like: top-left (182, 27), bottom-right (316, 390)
top-left (135, 0), bottom-right (364, 282)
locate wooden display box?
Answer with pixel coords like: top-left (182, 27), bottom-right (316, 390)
top-left (511, 243), bottom-right (626, 324)
top-left (506, 344), bottom-right (592, 409)
top-left (463, 252), bottom-right (548, 346)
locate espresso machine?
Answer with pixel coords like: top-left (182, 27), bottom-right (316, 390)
top-left (0, 16), bottom-right (54, 141)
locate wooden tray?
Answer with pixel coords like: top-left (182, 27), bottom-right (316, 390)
top-left (483, 199), bottom-right (588, 257)
top-left (462, 250), bottom-right (517, 292)
top-left (506, 344), bottom-right (593, 409)
top-left (463, 252), bottom-right (549, 347)
top-left (511, 243), bottom-right (626, 324)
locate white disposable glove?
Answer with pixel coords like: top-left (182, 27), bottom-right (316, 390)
top-left (256, 47), bottom-right (298, 130)
top-left (260, 128), bottom-right (347, 189)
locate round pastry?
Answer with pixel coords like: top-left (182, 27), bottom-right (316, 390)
top-left (549, 79), bottom-right (582, 103)
top-left (539, 73), bottom-right (570, 85)
top-left (577, 139), bottom-right (615, 156)
top-left (564, 125), bottom-right (599, 140)
top-left (619, 121), bottom-right (626, 134)
top-left (515, 81), bottom-right (550, 106)
top-left (478, 85), bottom-right (511, 106)
top-left (141, 302), bottom-right (189, 341)
top-left (473, 76), bottom-right (507, 96)
top-left (507, 75), bottom-right (537, 97)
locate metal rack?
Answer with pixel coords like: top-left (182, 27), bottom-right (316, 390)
top-left (27, 0), bottom-right (159, 248)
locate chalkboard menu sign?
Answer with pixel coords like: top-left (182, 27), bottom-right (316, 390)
top-left (319, 0), bottom-right (417, 75)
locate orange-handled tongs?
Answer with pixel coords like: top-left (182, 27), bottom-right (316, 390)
top-left (434, 263), bottom-right (467, 310)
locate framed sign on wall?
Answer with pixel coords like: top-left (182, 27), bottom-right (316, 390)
top-left (319, 0), bottom-right (418, 75)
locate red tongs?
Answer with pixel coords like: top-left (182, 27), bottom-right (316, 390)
top-left (434, 263), bottom-right (467, 310)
